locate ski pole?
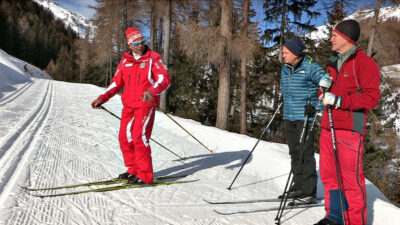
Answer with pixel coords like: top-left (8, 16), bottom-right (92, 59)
top-left (321, 79), bottom-right (346, 225)
top-left (150, 138), bottom-right (187, 161)
top-left (151, 102), bottom-right (214, 154)
top-left (227, 102), bottom-right (282, 190)
top-left (275, 100), bottom-right (320, 225)
top-left (99, 106), bottom-right (187, 162)
top-left (275, 117), bottom-right (309, 225)
top-left (327, 104), bottom-right (346, 225)
top-left (100, 106), bottom-right (121, 120)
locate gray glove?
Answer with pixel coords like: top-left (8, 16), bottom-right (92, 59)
top-left (322, 92), bottom-right (341, 108)
top-left (319, 73), bottom-right (332, 91)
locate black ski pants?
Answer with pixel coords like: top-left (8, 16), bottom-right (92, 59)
top-left (284, 120), bottom-right (317, 197)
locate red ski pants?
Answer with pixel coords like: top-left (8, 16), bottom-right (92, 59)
top-left (119, 107), bottom-right (155, 184)
top-left (319, 129), bottom-right (367, 225)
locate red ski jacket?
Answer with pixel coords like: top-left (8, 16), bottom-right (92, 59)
top-left (98, 47), bottom-right (170, 108)
top-left (321, 47), bottom-right (380, 135)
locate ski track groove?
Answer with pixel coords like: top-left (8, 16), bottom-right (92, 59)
top-left (0, 81), bottom-right (34, 107)
top-left (0, 79), bottom-right (53, 209)
top-left (0, 80), bottom-right (48, 156)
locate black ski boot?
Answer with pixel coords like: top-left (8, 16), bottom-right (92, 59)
top-left (289, 194), bottom-right (316, 206)
top-left (314, 218), bottom-right (342, 225)
top-left (278, 190), bottom-right (302, 199)
top-left (127, 174), bottom-right (144, 184)
top-left (118, 172), bottom-right (136, 180)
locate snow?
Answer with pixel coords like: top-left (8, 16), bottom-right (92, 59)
top-left (33, 0), bottom-right (94, 38)
top-left (0, 49), bottom-right (399, 224)
top-left (381, 64), bottom-right (400, 79)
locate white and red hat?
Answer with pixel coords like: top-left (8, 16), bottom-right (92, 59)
top-left (125, 27), bottom-right (143, 45)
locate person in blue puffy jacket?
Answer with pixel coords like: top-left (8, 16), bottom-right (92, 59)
top-left (279, 37), bottom-right (325, 204)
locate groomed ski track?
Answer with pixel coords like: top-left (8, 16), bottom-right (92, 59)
top-left (0, 75), bottom-right (399, 224)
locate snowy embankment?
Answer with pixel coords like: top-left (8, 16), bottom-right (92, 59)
top-left (0, 49), bottom-right (399, 225)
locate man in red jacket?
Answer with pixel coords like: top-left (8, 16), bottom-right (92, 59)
top-left (315, 20), bottom-right (380, 225)
top-left (91, 27), bottom-right (170, 184)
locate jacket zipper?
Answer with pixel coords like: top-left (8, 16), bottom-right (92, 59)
top-left (128, 71), bottom-right (131, 86)
top-left (138, 72), bottom-right (141, 86)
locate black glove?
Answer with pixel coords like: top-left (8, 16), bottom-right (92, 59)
top-left (304, 103), bottom-right (316, 117)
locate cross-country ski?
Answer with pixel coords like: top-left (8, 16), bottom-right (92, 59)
top-left (22, 175), bottom-right (188, 191)
top-left (204, 197), bottom-right (324, 205)
top-left (25, 179), bottom-right (199, 198)
top-left (213, 202), bottom-right (325, 215)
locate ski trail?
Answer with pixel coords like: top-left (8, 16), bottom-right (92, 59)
top-left (4, 81), bottom-right (126, 225)
top-left (0, 79), bottom-right (53, 209)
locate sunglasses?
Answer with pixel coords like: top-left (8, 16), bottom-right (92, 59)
top-left (131, 39), bottom-right (145, 46)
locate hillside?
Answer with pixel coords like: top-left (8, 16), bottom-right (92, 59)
top-left (307, 4), bottom-right (400, 41)
top-left (33, 0), bottom-right (94, 38)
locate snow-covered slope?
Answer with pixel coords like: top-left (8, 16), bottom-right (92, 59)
top-left (33, 0), bottom-right (94, 38)
top-left (0, 51), bottom-right (399, 224)
top-left (0, 49), bottom-right (51, 91)
top-left (307, 4), bottom-right (400, 41)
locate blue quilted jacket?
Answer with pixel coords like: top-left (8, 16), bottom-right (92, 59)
top-left (280, 56), bottom-right (325, 121)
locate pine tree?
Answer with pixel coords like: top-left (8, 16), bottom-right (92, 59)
top-left (262, 0), bottom-right (320, 62)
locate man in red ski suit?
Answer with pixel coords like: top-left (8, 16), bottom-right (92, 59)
top-left (91, 27), bottom-right (170, 184)
top-left (315, 20), bottom-right (380, 225)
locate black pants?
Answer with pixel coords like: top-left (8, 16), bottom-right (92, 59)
top-left (284, 120), bottom-right (317, 196)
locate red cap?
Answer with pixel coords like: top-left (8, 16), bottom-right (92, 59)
top-left (125, 27), bottom-right (143, 45)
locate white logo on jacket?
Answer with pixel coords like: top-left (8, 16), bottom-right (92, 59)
top-left (159, 59), bottom-right (167, 70)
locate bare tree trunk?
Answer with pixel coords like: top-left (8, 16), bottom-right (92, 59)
top-left (229, 71), bottom-right (239, 117)
top-left (124, 0), bottom-right (128, 31)
top-left (160, 0), bottom-right (171, 110)
top-left (216, 0), bottom-right (232, 130)
top-left (109, 55), bottom-right (112, 86)
top-left (239, 0), bottom-right (250, 134)
top-left (367, 0), bottom-right (383, 57)
top-left (150, 0), bottom-right (156, 49)
top-left (158, 17), bottom-right (164, 53)
top-left (278, 0), bottom-right (287, 63)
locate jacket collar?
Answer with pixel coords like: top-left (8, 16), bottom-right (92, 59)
top-left (328, 46), bottom-right (361, 71)
top-left (284, 56), bottom-right (305, 73)
top-left (122, 46), bottom-right (151, 62)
